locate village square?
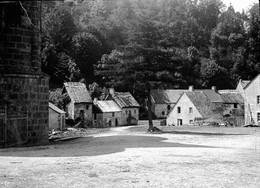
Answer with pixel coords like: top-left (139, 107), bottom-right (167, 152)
top-left (0, 0), bottom-right (260, 187)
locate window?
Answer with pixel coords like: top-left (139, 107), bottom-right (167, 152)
top-left (134, 110), bottom-right (136, 114)
top-left (189, 120), bottom-right (193, 124)
top-left (112, 112), bottom-right (115, 117)
top-left (86, 104), bottom-right (89, 110)
top-left (167, 105), bottom-right (171, 111)
top-left (257, 96), bottom-right (260, 104)
top-left (234, 104), bottom-right (238, 109)
top-left (258, 113), bottom-right (260, 121)
top-left (162, 111), bottom-right (165, 116)
top-left (177, 119), bottom-right (182, 126)
top-left (126, 110), bottom-right (128, 114)
top-left (189, 107), bottom-right (193, 113)
top-left (177, 107), bottom-right (181, 113)
top-left (257, 113), bottom-right (260, 122)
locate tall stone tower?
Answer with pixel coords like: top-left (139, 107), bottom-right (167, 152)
top-left (0, 1), bottom-right (49, 147)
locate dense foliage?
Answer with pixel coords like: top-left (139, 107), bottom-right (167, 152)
top-left (41, 0), bottom-right (259, 102)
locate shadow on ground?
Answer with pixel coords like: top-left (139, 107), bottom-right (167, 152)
top-left (161, 131), bottom-right (247, 136)
top-left (0, 135), bottom-right (216, 157)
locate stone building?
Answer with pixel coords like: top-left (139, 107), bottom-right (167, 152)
top-left (62, 82), bottom-right (93, 127)
top-left (150, 89), bottom-right (187, 118)
top-left (106, 88), bottom-right (140, 125)
top-left (0, 2), bottom-right (49, 147)
top-left (93, 99), bottom-right (122, 128)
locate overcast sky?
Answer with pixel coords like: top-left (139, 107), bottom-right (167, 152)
top-left (222, 0), bottom-right (258, 12)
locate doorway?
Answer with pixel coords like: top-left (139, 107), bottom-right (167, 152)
top-left (115, 118), bottom-right (118, 127)
top-left (177, 119), bottom-right (182, 126)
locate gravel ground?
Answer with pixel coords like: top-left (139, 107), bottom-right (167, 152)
top-left (0, 124), bottom-right (260, 188)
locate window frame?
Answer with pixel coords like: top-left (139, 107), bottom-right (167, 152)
top-left (177, 107), bottom-right (181, 113)
top-left (257, 112), bottom-right (260, 122)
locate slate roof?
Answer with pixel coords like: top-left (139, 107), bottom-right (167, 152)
top-left (185, 91), bottom-right (218, 118)
top-left (63, 82), bottom-right (92, 103)
top-left (95, 100), bottom-right (121, 113)
top-left (112, 92), bottom-right (140, 108)
top-left (151, 90), bottom-right (187, 104)
top-left (151, 89), bottom-right (222, 104)
top-left (201, 90), bottom-right (223, 103)
top-left (220, 93), bottom-right (244, 104)
top-left (49, 103), bottom-right (66, 114)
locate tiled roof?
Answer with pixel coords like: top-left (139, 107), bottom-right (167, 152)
top-left (63, 82), bottom-right (92, 103)
top-left (201, 90), bottom-right (223, 103)
top-left (185, 91), bottom-right (218, 118)
top-left (220, 93), bottom-right (244, 104)
top-left (49, 102), bottom-right (66, 114)
top-left (95, 100), bottom-right (121, 113)
top-left (151, 90), bottom-right (187, 104)
top-left (112, 92), bottom-right (140, 108)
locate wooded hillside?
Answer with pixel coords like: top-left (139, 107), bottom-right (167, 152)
top-left (42, 0), bottom-right (259, 103)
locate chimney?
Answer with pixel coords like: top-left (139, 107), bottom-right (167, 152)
top-left (189, 85), bottom-right (194, 92)
top-left (94, 98), bottom-right (98, 104)
top-left (109, 88), bottom-right (115, 95)
top-left (211, 86), bottom-right (217, 92)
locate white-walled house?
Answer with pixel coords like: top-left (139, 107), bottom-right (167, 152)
top-left (166, 91), bottom-right (221, 126)
top-left (62, 82), bottom-right (93, 127)
top-left (93, 100), bottom-right (122, 128)
top-left (49, 102), bottom-right (66, 130)
top-left (244, 74), bottom-right (260, 125)
top-left (167, 86), bottom-right (244, 126)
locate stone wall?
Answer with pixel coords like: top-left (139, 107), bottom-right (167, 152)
top-left (74, 103), bottom-right (93, 127)
top-left (153, 103), bottom-right (174, 119)
top-left (121, 108), bottom-right (139, 125)
top-left (0, 2), bottom-right (49, 147)
top-left (0, 1), bottom-right (41, 74)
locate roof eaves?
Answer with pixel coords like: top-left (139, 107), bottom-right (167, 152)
top-left (244, 74), bottom-right (260, 90)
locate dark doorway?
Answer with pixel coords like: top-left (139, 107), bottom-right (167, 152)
top-left (177, 119), bottom-right (182, 126)
top-left (80, 110), bottom-right (84, 120)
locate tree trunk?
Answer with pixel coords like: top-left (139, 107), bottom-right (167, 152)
top-left (146, 83), bottom-right (153, 131)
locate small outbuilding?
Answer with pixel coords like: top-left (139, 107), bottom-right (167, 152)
top-left (49, 102), bottom-right (66, 131)
top-left (93, 100), bottom-right (122, 128)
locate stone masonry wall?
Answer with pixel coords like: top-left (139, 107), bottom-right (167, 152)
top-left (0, 2), bottom-right (49, 147)
top-left (0, 1), bottom-right (41, 74)
top-left (0, 75), bottom-right (49, 147)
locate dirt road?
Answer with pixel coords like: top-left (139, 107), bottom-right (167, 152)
top-left (0, 125), bottom-right (260, 188)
